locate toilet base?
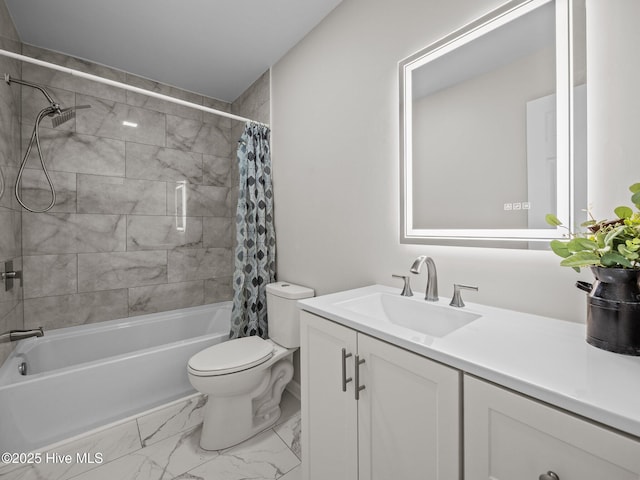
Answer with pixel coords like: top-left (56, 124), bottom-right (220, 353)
top-left (199, 358), bottom-right (294, 450)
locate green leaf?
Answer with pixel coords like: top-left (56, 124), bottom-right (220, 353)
top-left (604, 225), bottom-right (626, 247)
top-left (632, 191), bottom-right (640, 207)
top-left (618, 244), bottom-right (640, 260)
top-left (574, 237), bottom-right (599, 250)
top-left (626, 240), bottom-right (640, 251)
top-left (560, 251), bottom-right (601, 268)
top-left (615, 206), bottom-right (633, 219)
top-left (601, 251), bottom-right (633, 268)
top-left (550, 240), bottom-right (571, 258)
top-left (545, 214), bottom-right (563, 227)
top-left (581, 220), bottom-right (597, 227)
top-left (629, 183), bottom-right (640, 194)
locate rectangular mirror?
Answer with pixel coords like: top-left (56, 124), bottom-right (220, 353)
top-left (399, 0), bottom-right (586, 246)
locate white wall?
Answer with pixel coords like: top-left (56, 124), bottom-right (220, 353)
top-left (586, 0), bottom-right (640, 220)
top-left (270, 0), bottom-right (629, 323)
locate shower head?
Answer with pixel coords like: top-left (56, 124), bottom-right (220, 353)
top-left (51, 105), bottom-right (91, 128)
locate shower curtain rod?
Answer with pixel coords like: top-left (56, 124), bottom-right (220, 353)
top-left (0, 48), bottom-right (269, 127)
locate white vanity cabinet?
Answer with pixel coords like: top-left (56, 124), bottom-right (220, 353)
top-left (464, 375), bottom-right (640, 480)
top-left (300, 310), bottom-right (460, 480)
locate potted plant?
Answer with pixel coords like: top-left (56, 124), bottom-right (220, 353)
top-left (546, 183), bottom-right (640, 355)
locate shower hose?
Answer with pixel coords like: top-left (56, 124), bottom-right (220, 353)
top-left (15, 105), bottom-right (59, 213)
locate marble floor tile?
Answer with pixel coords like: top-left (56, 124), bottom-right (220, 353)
top-left (69, 450), bottom-right (174, 480)
top-left (274, 412), bottom-right (301, 460)
top-left (0, 421), bottom-right (141, 480)
top-left (177, 429), bottom-right (300, 480)
top-left (137, 396), bottom-right (207, 447)
top-left (278, 464), bottom-right (301, 480)
top-left (71, 426), bottom-right (218, 480)
top-left (1, 388), bottom-right (301, 480)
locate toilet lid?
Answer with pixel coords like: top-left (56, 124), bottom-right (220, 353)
top-left (188, 336), bottom-right (274, 376)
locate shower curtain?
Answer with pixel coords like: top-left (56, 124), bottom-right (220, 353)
top-left (230, 122), bottom-right (276, 339)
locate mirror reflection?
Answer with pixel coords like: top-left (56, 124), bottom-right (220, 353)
top-left (400, 0), bottom-right (586, 245)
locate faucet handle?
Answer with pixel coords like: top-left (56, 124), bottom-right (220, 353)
top-left (392, 274), bottom-right (413, 297)
top-left (449, 284), bottom-right (478, 308)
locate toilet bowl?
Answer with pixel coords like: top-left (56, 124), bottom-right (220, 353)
top-left (187, 281), bottom-right (314, 450)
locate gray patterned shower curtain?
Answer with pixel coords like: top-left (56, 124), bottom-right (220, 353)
top-left (229, 122), bottom-right (276, 339)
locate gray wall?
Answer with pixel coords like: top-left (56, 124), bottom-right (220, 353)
top-left (19, 45), bottom-right (237, 331)
top-left (0, 0), bottom-right (23, 364)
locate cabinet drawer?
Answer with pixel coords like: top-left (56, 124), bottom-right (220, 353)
top-left (464, 375), bottom-right (640, 480)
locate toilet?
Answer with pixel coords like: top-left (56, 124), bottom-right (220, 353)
top-left (187, 281), bottom-right (314, 450)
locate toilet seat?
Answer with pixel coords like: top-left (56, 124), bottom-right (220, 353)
top-left (188, 336), bottom-right (274, 376)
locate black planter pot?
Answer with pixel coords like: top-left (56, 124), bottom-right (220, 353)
top-left (576, 267), bottom-right (640, 355)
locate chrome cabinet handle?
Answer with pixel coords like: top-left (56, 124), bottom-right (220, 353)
top-left (539, 471), bottom-right (560, 480)
top-left (341, 348), bottom-right (352, 392)
top-left (354, 355), bottom-right (365, 400)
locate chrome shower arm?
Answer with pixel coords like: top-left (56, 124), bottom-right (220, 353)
top-left (5, 73), bottom-right (58, 108)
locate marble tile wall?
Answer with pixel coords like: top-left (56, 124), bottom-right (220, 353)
top-left (16, 44), bottom-right (270, 331)
top-left (0, 0), bottom-right (24, 364)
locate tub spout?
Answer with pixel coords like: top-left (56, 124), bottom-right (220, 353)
top-left (0, 327), bottom-right (44, 343)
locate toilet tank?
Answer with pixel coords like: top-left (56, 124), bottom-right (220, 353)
top-left (266, 282), bottom-right (314, 348)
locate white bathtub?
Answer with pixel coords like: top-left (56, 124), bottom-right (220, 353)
top-left (0, 302), bottom-right (231, 453)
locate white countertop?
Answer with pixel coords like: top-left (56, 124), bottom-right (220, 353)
top-left (298, 284), bottom-right (640, 439)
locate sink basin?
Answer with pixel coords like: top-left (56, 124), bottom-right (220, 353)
top-left (336, 292), bottom-right (480, 337)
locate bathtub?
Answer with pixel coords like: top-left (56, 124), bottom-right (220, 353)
top-left (0, 302), bottom-right (231, 453)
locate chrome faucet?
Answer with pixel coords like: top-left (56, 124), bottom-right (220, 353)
top-left (410, 255), bottom-right (438, 301)
top-left (0, 327), bottom-right (44, 343)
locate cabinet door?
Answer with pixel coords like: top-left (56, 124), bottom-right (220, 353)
top-left (464, 375), bottom-right (640, 480)
top-left (300, 311), bottom-right (358, 480)
top-left (358, 334), bottom-right (460, 480)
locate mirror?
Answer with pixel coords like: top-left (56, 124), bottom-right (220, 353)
top-left (400, 0), bottom-right (586, 246)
